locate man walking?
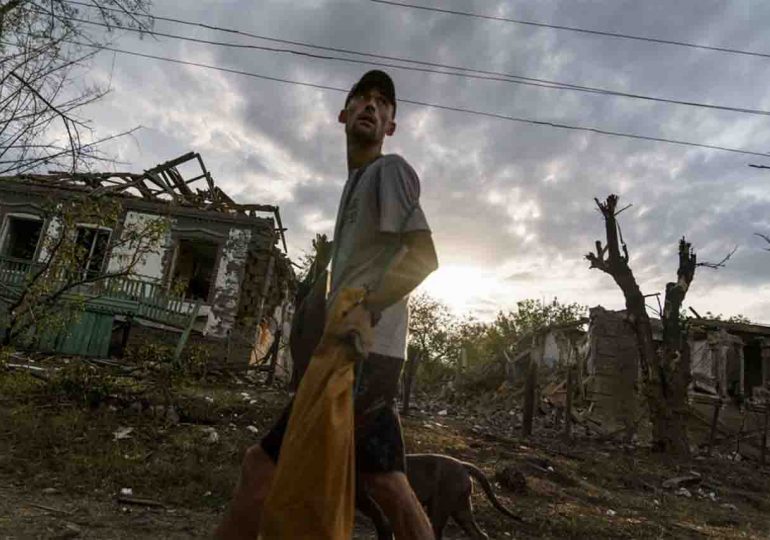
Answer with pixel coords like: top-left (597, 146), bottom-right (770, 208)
top-left (215, 70), bottom-right (438, 539)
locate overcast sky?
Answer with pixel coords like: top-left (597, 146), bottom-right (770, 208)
top-left (73, 0), bottom-right (770, 322)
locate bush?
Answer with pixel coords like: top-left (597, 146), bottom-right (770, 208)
top-left (124, 341), bottom-right (175, 364)
top-left (179, 343), bottom-right (211, 380)
top-left (47, 361), bottom-right (118, 407)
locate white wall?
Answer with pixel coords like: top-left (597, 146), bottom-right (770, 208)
top-left (204, 227), bottom-right (251, 336)
top-left (36, 213), bottom-right (61, 262)
top-left (542, 331), bottom-right (560, 367)
top-left (690, 339), bottom-right (712, 379)
top-left (106, 211), bottom-right (170, 281)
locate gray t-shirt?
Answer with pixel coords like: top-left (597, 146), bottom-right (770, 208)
top-left (329, 154), bottom-right (431, 359)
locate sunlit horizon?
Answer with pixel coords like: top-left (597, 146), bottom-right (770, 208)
top-left (416, 264), bottom-right (512, 319)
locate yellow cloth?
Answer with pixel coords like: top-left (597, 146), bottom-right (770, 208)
top-left (259, 288), bottom-right (373, 539)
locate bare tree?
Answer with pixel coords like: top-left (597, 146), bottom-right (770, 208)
top-left (586, 194), bottom-right (696, 455)
top-left (0, 0), bottom-right (152, 175)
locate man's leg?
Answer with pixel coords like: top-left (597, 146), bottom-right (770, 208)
top-left (363, 471), bottom-right (435, 540)
top-left (214, 444), bottom-right (275, 539)
top-left (214, 403), bottom-right (290, 540)
top-left (355, 352), bottom-right (434, 539)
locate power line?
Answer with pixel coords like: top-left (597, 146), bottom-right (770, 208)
top-left (58, 39), bottom-right (770, 159)
top-left (57, 1), bottom-right (770, 118)
top-left (370, 0), bottom-right (770, 60)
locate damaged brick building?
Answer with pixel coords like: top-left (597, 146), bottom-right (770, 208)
top-left (0, 152), bottom-right (294, 368)
top-left (508, 307), bottom-right (770, 447)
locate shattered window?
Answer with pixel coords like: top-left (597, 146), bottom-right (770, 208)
top-left (75, 227), bottom-right (112, 280)
top-left (171, 239), bottom-right (218, 302)
top-left (2, 216), bottom-right (43, 260)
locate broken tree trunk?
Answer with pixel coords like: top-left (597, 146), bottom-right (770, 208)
top-left (586, 194), bottom-right (696, 456)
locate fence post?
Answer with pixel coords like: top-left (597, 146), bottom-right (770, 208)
top-left (564, 364), bottom-right (575, 440)
top-left (763, 395), bottom-right (769, 466)
top-left (173, 300), bottom-right (201, 364)
top-left (265, 328), bottom-right (283, 386)
top-left (522, 354), bottom-right (538, 437)
top-left (707, 398), bottom-right (722, 456)
top-left (401, 348), bottom-right (421, 416)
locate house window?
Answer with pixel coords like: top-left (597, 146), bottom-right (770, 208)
top-left (75, 227), bottom-right (111, 280)
top-left (171, 239), bottom-right (218, 302)
top-left (2, 216), bottom-right (43, 260)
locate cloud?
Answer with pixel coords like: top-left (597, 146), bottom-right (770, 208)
top-left (66, 0), bottom-right (770, 323)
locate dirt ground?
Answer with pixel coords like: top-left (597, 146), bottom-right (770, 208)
top-left (2, 360), bottom-right (770, 539)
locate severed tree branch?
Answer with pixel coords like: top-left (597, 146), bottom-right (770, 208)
top-left (661, 238), bottom-right (696, 346)
top-left (755, 232), bottom-right (770, 252)
top-left (697, 245), bottom-right (737, 269)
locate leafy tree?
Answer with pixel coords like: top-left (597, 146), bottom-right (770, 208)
top-left (408, 292), bottom-right (457, 367)
top-left (480, 298), bottom-right (587, 362)
top-left (407, 293), bottom-right (586, 385)
top-left (293, 233), bottom-right (331, 307)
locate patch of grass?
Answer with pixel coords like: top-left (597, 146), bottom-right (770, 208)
top-left (45, 361), bottom-right (120, 407)
top-left (0, 368), bottom-right (289, 512)
top-left (0, 370), bottom-right (44, 398)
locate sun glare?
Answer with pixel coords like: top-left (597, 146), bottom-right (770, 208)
top-left (417, 265), bottom-right (501, 315)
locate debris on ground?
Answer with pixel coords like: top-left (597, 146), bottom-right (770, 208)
top-left (2, 351), bottom-right (770, 538)
top-left (112, 427), bottom-right (134, 441)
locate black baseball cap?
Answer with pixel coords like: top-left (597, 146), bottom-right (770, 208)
top-left (344, 70), bottom-right (397, 117)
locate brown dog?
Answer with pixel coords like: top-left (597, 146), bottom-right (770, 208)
top-left (358, 454), bottom-right (521, 539)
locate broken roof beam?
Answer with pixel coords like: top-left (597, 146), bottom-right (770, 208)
top-left (194, 152), bottom-right (215, 193)
top-left (274, 207), bottom-right (288, 253)
top-left (9, 152), bottom-right (286, 225)
top-left (145, 151), bottom-right (198, 175)
top-left (165, 167), bottom-right (195, 198)
top-left (239, 203), bottom-right (277, 213)
top-left (131, 178), bottom-right (156, 199)
top-left (142, 170), bottom-right (179, 201)
top-left (214, 186), bottom-right (236, 206)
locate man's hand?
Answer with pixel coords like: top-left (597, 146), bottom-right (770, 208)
top-left (333, 294), bottom-right (375, 355)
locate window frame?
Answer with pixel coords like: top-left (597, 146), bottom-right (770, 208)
top-left (74, 224), bottom-right (113, 281)
top-left (0, 212), bottom-right (45, 262)
top-left (166, 235), bottom-right (223, 305)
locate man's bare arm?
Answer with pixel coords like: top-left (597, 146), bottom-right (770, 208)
top-left (364, 230), bottom-right (438, 316)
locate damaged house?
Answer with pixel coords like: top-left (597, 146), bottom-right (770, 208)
top-left (0, 152), bottom-right (294, 369)
top-left (688, 318), bottom-right (770, 401)
top-left (508, 307), bottom-right (770, 447)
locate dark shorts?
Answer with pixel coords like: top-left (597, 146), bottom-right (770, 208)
top-left (261, 352), bottom-right (405, 474)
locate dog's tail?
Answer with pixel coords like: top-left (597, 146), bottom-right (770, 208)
top-left (463, 463), bottom-right (523, 522)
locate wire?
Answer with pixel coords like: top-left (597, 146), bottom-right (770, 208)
top-left (57, 39), bottom-right (770, 159)
top-left (58, 1), bottom-right (770, 118)
top-left (369, 0), bottom-right (770, 61)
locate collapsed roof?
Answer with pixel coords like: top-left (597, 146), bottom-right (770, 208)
top-left (3, 151), bottom-right (287, 251)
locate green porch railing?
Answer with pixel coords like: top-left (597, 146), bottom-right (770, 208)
top-left (0, 255), bottom-right (195, 327)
